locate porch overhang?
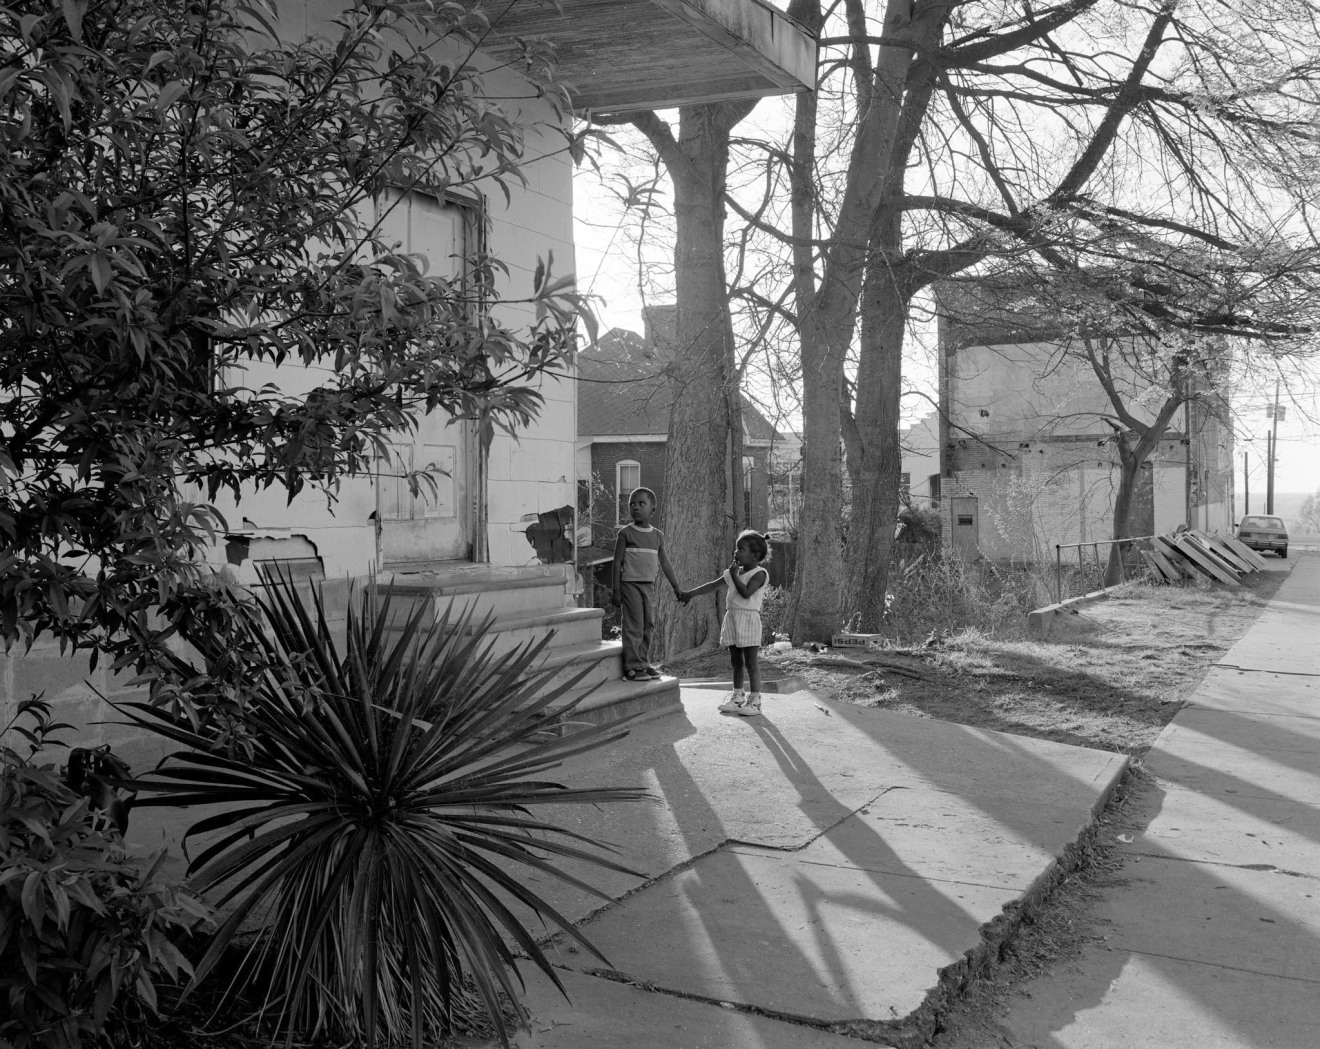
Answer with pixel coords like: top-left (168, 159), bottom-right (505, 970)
top-left (482, 0), bottom-right (816, 114)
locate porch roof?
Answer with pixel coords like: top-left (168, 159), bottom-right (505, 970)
top-left (481, 0), bottom-right (816, 114)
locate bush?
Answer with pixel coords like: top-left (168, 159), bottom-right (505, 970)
top-left (883, 554), bottom-right (1042, 641)
top-left (760, 586), bottom-right (791, 645)
top-left (592, 577), bottom-right (622, 640)
top-left (121, 571), bottom-right (649, 1049)
top-left (0, 698), bottom-right (207, 1049)
top-left (895, 504), bottom-right (942, 550)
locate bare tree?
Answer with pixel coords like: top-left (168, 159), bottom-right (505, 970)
top-left (587, 0), bottom-right (1320, 642)
top-left (1300, 490), bottom-right (1320, 533)
top-left (731, 0), bottom-right (1320, 635)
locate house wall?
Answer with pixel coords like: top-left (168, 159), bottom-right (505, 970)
top-left (940, 438), bottom-right (1192, 562)
top-left (484, 113), bottom-right (577, 569)
top-left (207, 65), bottom-right (577, 580)
top-left (938, 317), bottom-right (1234, 562)
top-left (947, 340), bottom-right (1168, 441)
top-left (0, 25), bottom-right (578, 768)
top-left (589, 441), bottom-right (671, 529)
top-left (737, 445), bottom-right (773, 533)
top-left (585, 440), bottom-right (772, 536)
top-left (901, 414), bottom-right (941, 508)
top-left (767, 433), bottom-right (802, 536)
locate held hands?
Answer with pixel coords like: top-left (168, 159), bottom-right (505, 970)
top-left (676, 589), bottom-right (691, 605)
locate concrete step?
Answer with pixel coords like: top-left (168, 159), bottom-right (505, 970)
top-left (469, 607), bottom-right (605, 656)
top-left (527, 640), bottom-right (623, 697)
top-left (385, 567), bottom-right (569, 618)
top-left (543, 674), bottom-right (681, 730)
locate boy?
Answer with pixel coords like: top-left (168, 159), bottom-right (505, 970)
top-left (612, 487), bottom-right (685, 680)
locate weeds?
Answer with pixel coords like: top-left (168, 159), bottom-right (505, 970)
top-left (883, 554), bottom-right (1051, 642)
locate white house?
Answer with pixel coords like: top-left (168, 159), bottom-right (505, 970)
top-left (0, 1), bottom-right (816, 760)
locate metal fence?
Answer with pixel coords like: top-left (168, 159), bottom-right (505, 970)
top-left (1053, 535), bottom-right (1155, 604)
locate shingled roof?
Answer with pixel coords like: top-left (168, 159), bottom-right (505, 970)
top-left (577, 308), bottom-right (781, 442)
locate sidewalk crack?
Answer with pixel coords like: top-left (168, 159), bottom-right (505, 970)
top-left (1213, 663), bottom-right (1320, 678)
top-left (1125, 947), bottom-right (1320, 984)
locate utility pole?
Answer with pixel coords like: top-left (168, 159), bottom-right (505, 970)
top-left (1266, 381), bottom-right (1284, 514)
top-left (1184, 400), bottom-right (1192, 528)
top-left (1243, 451), bottom-right (1249, 516)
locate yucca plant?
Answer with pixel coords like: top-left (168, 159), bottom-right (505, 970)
top-left (121, 571), bottom-right (649, 1047)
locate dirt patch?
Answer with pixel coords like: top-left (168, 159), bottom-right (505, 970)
top-left (668, 572), bottom-right (1285, 755)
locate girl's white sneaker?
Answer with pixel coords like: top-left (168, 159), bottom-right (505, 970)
top-left (735, 693), bottom-right (763, 716)
top-left (718, 690), bottom-right (747, 714)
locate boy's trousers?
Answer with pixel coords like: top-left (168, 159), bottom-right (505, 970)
top-left (618, 580), bottom-right (655, 671)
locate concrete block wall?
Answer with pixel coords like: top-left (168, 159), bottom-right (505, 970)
top-left (944, 439), bottom-right (1192, 563)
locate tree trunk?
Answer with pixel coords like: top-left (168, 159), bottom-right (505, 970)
top-left (842, 268), bottom-right (907, 629)
top-left (656, 106), bottom-right (734, 657)
top-left (729, 362), bottom-right (746, 534)
top-left (787, 32), bottom-right (846, 643)
top-left (1105, 441), bottom-right (1142, 586)
top-left (787, 0), bottom-right (948, 643)
top-left (791, 304), bottom-right (849, 642)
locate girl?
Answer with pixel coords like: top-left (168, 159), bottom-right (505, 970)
top-left (683, 530), bottom-right (771, 716)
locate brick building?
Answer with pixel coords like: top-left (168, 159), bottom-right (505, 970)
top-left (935, 278), bottom-right (1235, 564)
top-left (575, 306), bottom-right (780, 571)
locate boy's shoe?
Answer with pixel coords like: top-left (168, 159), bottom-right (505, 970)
top-left (718, 690), bottom-right (747, 714)
top-left (623, 667), bottom-right (647, 681)
top-left (735, 693), bottom-right (763, 717)
top-left (644, 666), bottom-right (663, 679)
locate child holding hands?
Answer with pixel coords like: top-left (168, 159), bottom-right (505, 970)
top-left (613, 487), bottom-right (685, 680)
top-left (683, 529), bottom-right (771, 716)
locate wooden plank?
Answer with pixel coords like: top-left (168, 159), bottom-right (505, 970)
top-left (1146, 545), bottom-right (1185, 583)
top-left (1154, 535), bottom-right (1209, 581)
top-left (1199, 533), bottom-right (1254, 574)
top-left (1221, 534), bottom-right (1269, 570)
top-left (1186, 531), bottom-right (1248, 575)
top-left (1164, 546), bottom-right (1203, 581)
top-left (1140, 549), bottom-right (1174, 583)
top-left (1172, 535), bottom-right (1240, 585)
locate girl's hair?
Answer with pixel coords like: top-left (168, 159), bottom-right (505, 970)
top-left (735, 529), bottom-right (771, 563)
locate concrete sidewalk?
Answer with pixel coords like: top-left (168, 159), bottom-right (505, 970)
top-left (508, 658), bottom-right (1130, 1045)
top-left (997, 552), bottom-right (1320, 1049)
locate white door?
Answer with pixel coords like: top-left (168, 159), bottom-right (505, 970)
top-left (951, 496), bottom-right (979, 560)
top-left (375, 190), bottom-right (475, 565)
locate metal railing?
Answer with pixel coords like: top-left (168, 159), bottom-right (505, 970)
top-left (1054, 534), bottom-right (1157, 604)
